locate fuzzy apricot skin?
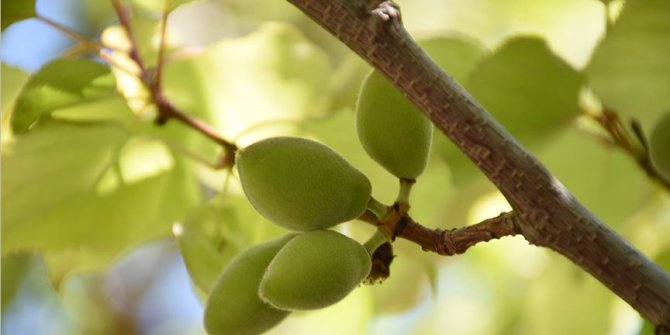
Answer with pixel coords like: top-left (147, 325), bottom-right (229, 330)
top-left (259, 230), bottom-right (372, 310)
top-left (237, 137), bottom-right (372, 231)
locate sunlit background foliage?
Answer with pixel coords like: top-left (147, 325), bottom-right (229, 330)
top-left (2, 0), bottom-right (670, 334)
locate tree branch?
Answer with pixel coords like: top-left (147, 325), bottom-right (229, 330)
top-left (111, 0), bottom-right (238, 167)
top-left (288, 0), bottom-right (670, 329)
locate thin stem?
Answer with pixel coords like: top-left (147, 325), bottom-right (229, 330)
top-left (153, 93), bottom-right (238, 151)
top-left (366, 197), bottom-right (389, 219)
top-left (109, 0), bottom-right (238, 163)
top-left (111, 0), bottom-right (147, 73)
top-left (154, 0), bottom-right (171, 91)
top-left (36, 16), bottom-right (104, 49)
top-left (35, 15), bottom-right (136, 75)
top-left (590, 108), bottom-right (670, 191)
top-left (396, 178), bottom-right (414, 206)
top-left (363, 230), bottom-right (390, 255)
top-left (360, 211), bottom-right (521, 255)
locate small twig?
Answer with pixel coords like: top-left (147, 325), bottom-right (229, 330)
top-left (154, 0), bottom-right (171, 92)
top-left (398, 211), bottom-right (520, 255)
top-left (153, 92), bottom-right (238, 155)
top-left (35, 15), bottom-right (136, 75)
top-left (111, 0), bottom-right (147, 74)
top-left (110, 0), bottom-right (238, 166)
top-left (589, 108), bottom-right (670, 190)
top-left (359, 208), bottom-right (520, 256)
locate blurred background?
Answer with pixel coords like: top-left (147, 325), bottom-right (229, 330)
top-left (3, 0), bottom-right (669, 334)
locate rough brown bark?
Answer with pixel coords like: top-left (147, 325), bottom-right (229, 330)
top-left (287, 0), bottom-right (670, 330)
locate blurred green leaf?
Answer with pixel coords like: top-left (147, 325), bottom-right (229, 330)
top-left (2, 253), bottom-right (38, 307)
top-left (2, 252), bottom-right (75, 335)
top-left (2, 64), bottom-right (31, 113)
top-left (435, 37), bottom-right (583, 186)
top-left (586, 0), bottom-right (670, 127)
top-left (163, 22), bottom-right (332, 142)
top-left (2, 120), bottom-right (200, 259)
top-left (12, 58), bottom-right (117, 134)
top-left (370, 241), bottom-right (431, 314)
top-left (1, 0), bottom-right (36, 30)
top-left (419, 36), bottom-right (487, 84)
top-left (2, 64), bottom-right (31, 142)
top-left (175, 195), bottom-right (285, 294)
top-left (466, 37), bottom-right (583, 140)
top-left (523, 256), bottom-right (614, 335)
top-left (538, 126), bottom-right (651, 226)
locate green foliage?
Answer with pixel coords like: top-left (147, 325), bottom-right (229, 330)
top-left (356, 71), bottom-right (434, 180)
top-left (586, 0), bottom-right (670, 127)
top-left (11, 58), bottom-right (118, 133)
top-left (175, 196), bottom-right (285, 293)
top-left (467, 37), bottom-right (583, 138)
top-left (2, 120), bottom-right (199, 258)
top-left (1, 0), bottom-right (36, 30)
top-left (435, 36), bottom-right (584, 185)
top-left (259, 230), bottom-right (371, 310)
top-left (162, 22), bottom-right (332, 140)
top-left (204, 235), bottom-right (294, 335)
top-left (419, 37), bottom-right (487, 84)
top-left (237, 137), bottom-right (372, 231)
top-left (537, 126), bottom-right (651, 226)
top-left (2, 65), bottom-right (30, 113)
top-left (2, 1), bottom-right (670, 334)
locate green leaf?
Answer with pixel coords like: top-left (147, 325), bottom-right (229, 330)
top-left (522, 256), bottom-right (614, 335)
top-left (175, 195), bottom-right (285, 294)
top-left (419, 36), bottom-right (487, 84)
top-left (1, 64), bottom-right (31, 113)
top-left (12, 58), bottom-right (117, 134)
top-left (163, 22), bottom-right (332, 142)
top-left (466, 37), bottom-right (583, 139)
top-left (438, 37), bottom-right (583, 186)
top-left (586, 0), bottom-right (670, 127)
top-left (1, 0), bottom-right (36, 30)
top-left (2, 120), bottom-right (200, 259)
top-left (538, 126), bottom-right (651, 226)
top-left (2, 64), bottom-right (31, 142)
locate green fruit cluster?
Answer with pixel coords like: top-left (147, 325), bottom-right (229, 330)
top-left (237, 137), bottom-right (372, 231)
top-left (356, 70), bottom-right (433, 180)
top-left (205, 231), bottom-right (371, 335)
top-left (204, 235), bottom-right (294, 335)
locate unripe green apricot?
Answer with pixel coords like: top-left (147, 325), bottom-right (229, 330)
top-left (650, 112), bottom-right (670, 180)
top-left (237, 137), bottom-right (372, 231)
top-left (356, 71), bottom-right (433, 179)
top-left (259, 230), bottom-right (371, 310)
top-left (204, 235), bottom-right (294, 335)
